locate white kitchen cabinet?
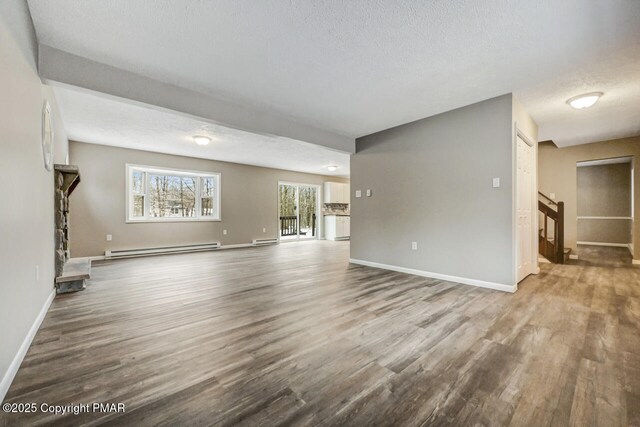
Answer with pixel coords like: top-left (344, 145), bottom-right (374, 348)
top-left (323, 182), bottom-right (350, 204)
top-left (342, 216), bottom-right (350, 237)
top-left (324, 215), bottom-right (350, 240)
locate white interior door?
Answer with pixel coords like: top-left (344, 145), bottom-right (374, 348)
top-left (517, 135), bottom-right (534, 282)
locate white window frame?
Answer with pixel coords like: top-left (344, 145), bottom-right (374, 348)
top-left (126, 164), bottom-right (221, 223)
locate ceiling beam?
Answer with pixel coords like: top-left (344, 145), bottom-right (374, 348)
top-left (38, 45), bottom-right (355, 154)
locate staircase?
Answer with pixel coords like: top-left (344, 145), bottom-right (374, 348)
top-left (538, 192), bottom-right (570, 264)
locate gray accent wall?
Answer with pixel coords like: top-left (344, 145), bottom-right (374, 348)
top-left (577, 163), bottom-right (631, 217)
top-left (69, 141), bottom-right (348, 257)
top-left (350, 94), bottom-right (516, 286)
top-left (0, 0), bottom-right (69, 397)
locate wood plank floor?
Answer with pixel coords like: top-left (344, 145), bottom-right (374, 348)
top-left (2, 241), bottom-right (639, 426)
top-left (569, 244), bottom-right (634, 268)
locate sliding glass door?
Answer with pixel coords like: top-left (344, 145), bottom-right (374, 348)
top-left (278, 183), bottom-right (319, 241)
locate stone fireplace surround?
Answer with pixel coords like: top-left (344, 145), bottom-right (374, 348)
top-left (54, 164), bottom-right (89, 293)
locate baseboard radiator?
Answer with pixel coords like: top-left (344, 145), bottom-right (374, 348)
top-left (105, 242), bottom-right (221, 259)
top-left (252, 238), bottom-right (279, 246)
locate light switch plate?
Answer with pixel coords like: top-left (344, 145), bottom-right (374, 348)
top-left (550, 193), bottom-right (555, 199)
top-left (492, 178), bottom-right (500, 188)
top-left (355, 190), bottom-right (362, 198)
top-left (366, 189), bottom-right (372, 197)
top-left (106, 234), bottom-right (112, 241)
top-left (223, 230), bottom-right (228, 235)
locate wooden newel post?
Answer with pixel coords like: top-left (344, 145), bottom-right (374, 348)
top-left (557, 201), bottom-right (564, 264)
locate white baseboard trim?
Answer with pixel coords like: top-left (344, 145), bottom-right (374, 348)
top-left (569, 254), bottom-right (579, 260)
top-left (633, 259), bottom-right (640, 266)
top-left (538, 257), bottom-right (551, 264)
top-left (0, 288), bottom-right (55, 403)
top-left (349, 258), bottom-right (517, 293)
top-left (577, 241), bottom-right (630, 248)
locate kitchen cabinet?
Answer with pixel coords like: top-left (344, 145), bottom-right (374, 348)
top-left (323, 182), bottom-right (350, 204)
top-left (324, 215), bottom-right (350, 240)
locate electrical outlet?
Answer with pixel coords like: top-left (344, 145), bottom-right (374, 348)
top-left (262, 227), bottom-right (266, 233)
top-left (223, 229), bottom-right (228, 235)
top-left (492, 178), bottom-right (500, 188)
top-left (411, 241), bottom-right (418, 251)
top-left (366, 189), bottom-right (372, 197)
top-left (106, 234), bottom-right (112, 241)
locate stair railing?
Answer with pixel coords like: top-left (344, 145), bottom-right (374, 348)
top-left (538, 192), bottom-right (564, 264)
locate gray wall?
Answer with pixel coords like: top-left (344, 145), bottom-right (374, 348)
top-left (350, 94), bottom-right (516, 286)
top-left (538, 137), bottom-right (640, 258)
top-left (577, 163), bottom-right (631, 217)
top-left (69, 141), bottom-right (348, 257)
top-left (577, 162), bottom-right (632, 244)
top-left (0, 0), bottom-right (69, 397)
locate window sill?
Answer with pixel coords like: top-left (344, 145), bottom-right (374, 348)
top-left (126, 218), bottom-right (221, 224)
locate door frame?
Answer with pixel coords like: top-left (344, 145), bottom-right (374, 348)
top-left (277, 181), bottom-right (322, 242)
top-left (513, 124), bottom-right (539, 284)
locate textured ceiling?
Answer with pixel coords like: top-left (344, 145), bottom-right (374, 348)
top-left (28, 0), bottom-right (640, 147)
top-left (53, 86), bottom-right (350, 177)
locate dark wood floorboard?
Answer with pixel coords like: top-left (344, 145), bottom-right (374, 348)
top-left (1, 241), bottom-right (639, 426)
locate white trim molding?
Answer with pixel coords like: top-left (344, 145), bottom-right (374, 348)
top-left (577, 216), bottom-right (632, 220)
top-left (1, 289), bottom-right (55, 402)
top-left (569, 254), bottom-right (579, 260)
top-left (577, 241), bottom-right (631, 248)
top-left (349, 258), bottom-right (517, 293)
top-left (632, 259), bottom-right (640, 266)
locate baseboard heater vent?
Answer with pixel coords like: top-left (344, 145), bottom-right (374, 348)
top-left (105, 242), bottom-right (221, 259)
top-left (252, 238), bottom-right (279, 246)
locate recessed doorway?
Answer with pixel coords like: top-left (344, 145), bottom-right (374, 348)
top-left (576, 156), bottom-right (634, 263)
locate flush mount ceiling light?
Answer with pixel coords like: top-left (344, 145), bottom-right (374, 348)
top-left (327, 165), bottom-right (338, 172)
top-left (192, 135), bottom-right (211, 146)
top-left (567, 92), bottom-right (603, 109)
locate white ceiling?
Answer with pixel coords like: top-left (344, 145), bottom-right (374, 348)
top-left (27, 0), bottom-right (640, 151)
top-left (52, 86), bottom-right (350, 177)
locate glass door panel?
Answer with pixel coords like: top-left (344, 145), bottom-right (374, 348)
top-left (278, 183), bottom-right (319, 241)
top-left (279, 184), bottom-right (298, 240)
top-left (298, 186), bottom-right (317, 239)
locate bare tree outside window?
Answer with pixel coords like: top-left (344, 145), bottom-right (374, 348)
top-left (128, 166), bottom-right (220, 221)
top-left (201, 177), bottom-right (215, 216)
